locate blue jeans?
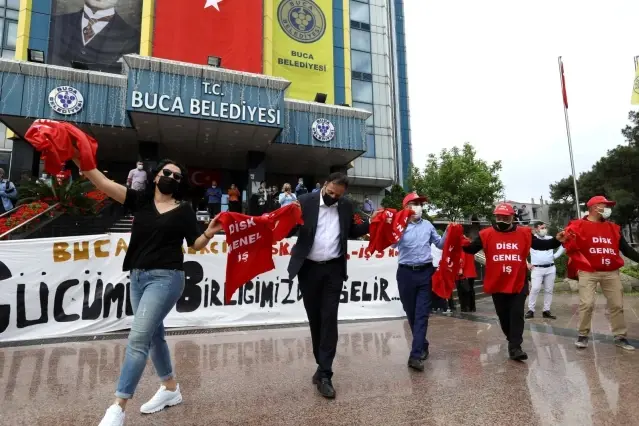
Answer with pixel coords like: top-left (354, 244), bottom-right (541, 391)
top-left (115, 269), bottom-right (185, 399)
top-left (396, 265), bottom-right (434, 359)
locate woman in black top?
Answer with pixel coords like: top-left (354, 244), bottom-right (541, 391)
top-left (75, 158), bottom-right (222, 426)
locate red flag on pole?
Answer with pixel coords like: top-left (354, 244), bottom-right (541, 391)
top-left (560, 58), bottom-right (569, 109)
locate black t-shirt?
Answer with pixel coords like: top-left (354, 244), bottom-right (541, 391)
top-left (122, 189), bottom-right (201, 271)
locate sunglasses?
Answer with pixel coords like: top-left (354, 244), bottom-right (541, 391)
top-left (161, 168), bottom-right (183, 181)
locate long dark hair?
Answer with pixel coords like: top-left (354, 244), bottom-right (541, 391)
top-left (147, 159), bottom-right (189, 201)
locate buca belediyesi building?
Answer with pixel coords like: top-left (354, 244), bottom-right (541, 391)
top-left (0, 0), bottom-right (411, 205)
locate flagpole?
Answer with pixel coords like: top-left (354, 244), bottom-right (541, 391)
top-left (558, 56), bottom-right (580, 219)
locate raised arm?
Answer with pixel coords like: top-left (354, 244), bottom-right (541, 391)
top-left (553, 245), bottom-right (565, 259)
top-left (75, 160), bottom-right (127, 204)
top-left (462, 236), bottom-right (483, 254)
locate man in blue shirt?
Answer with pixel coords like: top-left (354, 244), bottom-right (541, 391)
top-left (395, 192), bottom-right (446, 371)
top-left (205, 180), bottom-right (223, 217)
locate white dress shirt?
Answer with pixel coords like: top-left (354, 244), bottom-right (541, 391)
top-left (81, 5), bottom-right (116, 46)
top-left (530, 235), bottom-right (565, 265)
top-left (307, 194), bottom-right (341, 262)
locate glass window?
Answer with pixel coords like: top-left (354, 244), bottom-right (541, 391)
top-left (351, 50), bottom-right (371, 73)
top-left (0, 1), bottom-right (5, 8)
top-left (363, 134), bottom-right (375, 158)
top-left (6, 10), bottom-right (18, 20)
top-left (350, 28), bottom-right (370, 52)
top-left (350, 0), bottom-right (369, 24)
top-left (353, 101), bottom-right (374, 127)
top-left (5, 20), bottom-right (17, 49)
top-left (1, 49), bottom-right (13, 58)
top-left (8, 0), bottom-right (20, 9)
top-left (352, 80), bottom-right (373, 103)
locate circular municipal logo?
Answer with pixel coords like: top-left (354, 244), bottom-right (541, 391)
top-left (277, 0), bottom-right (326, 44)
top-left (312, 118), bottom-right (335, 142)
top-left (634, 76), bottom-right (639, 94)
top-left (48, 86), bottom-right (84, 115)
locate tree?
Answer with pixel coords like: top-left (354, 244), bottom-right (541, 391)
top-left (621, 111), bottom-right (639, 146)
top-left (381, 184), bottom-right (406, 211)
top-left (408, 143), bottom-right (504, 221)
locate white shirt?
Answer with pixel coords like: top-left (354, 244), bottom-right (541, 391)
top-left (431, 244), bottom-right (442, 267)
top-left (530, 235), bottom-right (565, 266)
top-left (307, 195), bottom-right (341, 262)
top-left (81, 5), bottom-right (116, 46)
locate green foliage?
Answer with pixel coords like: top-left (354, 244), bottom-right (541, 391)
top-left (18, 178), bottom-right (100, 216)
top-left (381, 184), bottom-right (406, 211)
top-left (409, 142), bottom-right (504, 221)
top-left (621, 111), bottom-right (639, 146)
top-left (621, 265), bottom-right (639, 279)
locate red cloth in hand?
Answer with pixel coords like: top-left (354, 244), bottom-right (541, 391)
top-left (24, 119), bottom-right (98, 174)
top-left (218, 204), bottom-right (303, 303)
top-left (365, 208), bottom-right (412, 255)
top-left (432, 224), bottom-right (464, 299)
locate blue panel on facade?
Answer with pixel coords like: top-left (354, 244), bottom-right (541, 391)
top-left (32, 0), bottom-right (53, 14)
top-left (278, 110), bottom-right (366, 152)
top-left (21, 75), bottom-right (47, 118)
top-left (28, 37), bottom-right (48, 54)
top-left (0, 73), bottom-right (25, 115)
top-left (126, 70), bottom-right (285, 128)
top-left (29, 12), bottom-right (51, 41)
top-left (333, 0), bottom-right (345, 108)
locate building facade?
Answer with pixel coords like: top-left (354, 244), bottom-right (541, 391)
top-left (1, 0), bottom-right (410, 206)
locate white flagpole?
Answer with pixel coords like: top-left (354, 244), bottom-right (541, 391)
top-left (558, 56), bottom-right (580, 218)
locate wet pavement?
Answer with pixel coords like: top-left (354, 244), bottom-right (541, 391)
top-left (1, 293), bottom-right (639, 426)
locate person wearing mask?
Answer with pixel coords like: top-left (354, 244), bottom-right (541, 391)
top-left (462, 203), bottom-right (562, 361)
top-left (227, 184), bottom-right (241, 213)
top-left (0, 168), bottom-right (17, 214)
top-left (270, 185), bottom-right (281, 210)
top-left (288, 173), bottom-right (376, 398)
top-left (75, 158), bottom-right (222, 426)
top-left (394, 193), bottom-right (447, 371)
top-left (127, 161), bottom-right (147, 192)
top-left (312, 183), bottom-right (321, 193)
top-left (565, 196), bottom-right (639, 350)
top-left (525, 221), bottom-right (565, 320)
top-left (205, 180), bottom-right (223, 217)
top-left (362, 195), bottom-right (374, 216)
top-left (279, 183), bottom-right (297, 207)
top-left (295, 178), bottom-right (308, 197)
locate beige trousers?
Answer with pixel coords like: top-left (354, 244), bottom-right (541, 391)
top-left (577, 270), bottom-right (627, 337)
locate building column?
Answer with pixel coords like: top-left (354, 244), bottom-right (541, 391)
top-left (247, 150), bottom-right (265, 201)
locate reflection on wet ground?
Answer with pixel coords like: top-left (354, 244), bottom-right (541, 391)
top-left (1, 293), bottom-right (639, 425)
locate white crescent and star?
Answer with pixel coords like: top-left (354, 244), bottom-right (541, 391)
top-left (205, 0), bottom-right (223, 11)
top-left (191, 171), bottom-right (210, 186)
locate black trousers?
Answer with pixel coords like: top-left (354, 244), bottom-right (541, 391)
top-left (228, 201), bottom-right (241, 213)
top-left (491, 281), bottom-right (529, 350)
top-left (298, 259), bottom-right (343, 379)
top-left (456, 278), bottom-right (476, 312)
top-left (207, 203), bottom-right (221, 216)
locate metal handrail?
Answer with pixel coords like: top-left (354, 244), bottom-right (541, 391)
top-left (0, 206), bottom-right (18, 219)
top-left (0, 203), bottom-right (60, 239)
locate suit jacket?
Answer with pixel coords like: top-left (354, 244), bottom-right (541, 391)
top-left (48, 11), bottom-right (140, 74)
top-left (288, 191), bottom-right (369, 280)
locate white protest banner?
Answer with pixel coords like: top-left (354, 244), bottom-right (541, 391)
top-left (0, 234), bottom-right (404, 342)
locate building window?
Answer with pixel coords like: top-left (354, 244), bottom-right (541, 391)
top-left (350, 0), bottom-right (370, 24)
top-left (351, 50), bottom-right (372, 74)
top-left (0, 2), bottom-right (18, 59)
top-left (353, 101), bottom-right (374, 128)
top-left (352, 79), bottom-right (373, 104)
top-left (350, 28), bottom-right (371, 52)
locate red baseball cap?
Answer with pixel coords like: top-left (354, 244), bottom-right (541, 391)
top-left (586, 195), bottom-right (616, 207)
top-left (402, 192), bottom-right (428, 208)
top-left (493, 203), bottom-right (515, 215)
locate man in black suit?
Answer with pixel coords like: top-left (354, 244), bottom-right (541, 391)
top-left (288, 172), bottom-right (376, 399)
top-left (48, 0), bottom-right (140, 74)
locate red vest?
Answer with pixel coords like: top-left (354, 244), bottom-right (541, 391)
top-left (567, 219), bottom-right (623, 272)
top-left (461, 252), bottom-right (477, 279)
top-left (480, 226), bottom-right (532, 294)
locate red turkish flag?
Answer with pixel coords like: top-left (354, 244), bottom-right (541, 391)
top-left (153, 0), bottom-right (263, 73)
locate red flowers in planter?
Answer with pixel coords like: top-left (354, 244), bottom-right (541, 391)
top-left (353, 213), bottom-right (364, 225)
top-left (0, 202), bottom-right (51, 236)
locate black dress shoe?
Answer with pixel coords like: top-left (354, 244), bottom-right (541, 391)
top-left (525, 310), bottom-right (534, 319)
top-left (407, 357), bottom-right (425, 371)
top-left (509, 347), bottom-right (528, 361)
top-left (420, 349), bottom-right (429, 361)
top-left (542, 311), bottom-right (557, 319)
top-left (316, 378), bottom-right (336, 398)
top-left (312, 371), bottom-right (319, 384)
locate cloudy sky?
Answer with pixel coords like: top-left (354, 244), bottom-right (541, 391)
top-left (404, 0), bottom-right (639, 204)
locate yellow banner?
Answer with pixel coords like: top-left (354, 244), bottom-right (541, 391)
top-left (270, 0), bottom-right (334, 103)
top-left (632, 66), bottom-right (639, 105)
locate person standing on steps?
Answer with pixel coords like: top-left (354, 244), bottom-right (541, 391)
top-left (77, 158), bottom-right (223, 426)
top-left (394, 193), bottom-right (447, 372)
top-left (287, 172), bottom-right (376, 399)
top-left (525, 221), bottom-right (564, 320)
top-left (205, 180), bottom-right (223, 217)
top-left (462, 203), bottom-right (562, 362)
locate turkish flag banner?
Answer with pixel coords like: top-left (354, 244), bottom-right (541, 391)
top-left (153, 0), bottom-right (263, 73)
top-left (432, 224), bottom-right (464, 299)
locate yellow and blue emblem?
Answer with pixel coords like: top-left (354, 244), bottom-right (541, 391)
top-left (277, 0), bottom-right (327, 44)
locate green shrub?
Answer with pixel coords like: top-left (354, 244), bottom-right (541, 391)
top-left (621, 265), bottom-right (639, 279)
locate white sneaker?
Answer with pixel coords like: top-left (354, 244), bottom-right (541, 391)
top-left (140, 384), bottom-right (183, 414)
top-left (98, 405), bottom-right (125, 426)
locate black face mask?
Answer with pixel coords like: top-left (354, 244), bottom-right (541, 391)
top-left (157, 176), bottom-right (179, 195)
top-left (495, 221), bottom-right (512, 232)
top-left (323, 192), bottom-right (338, 207)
